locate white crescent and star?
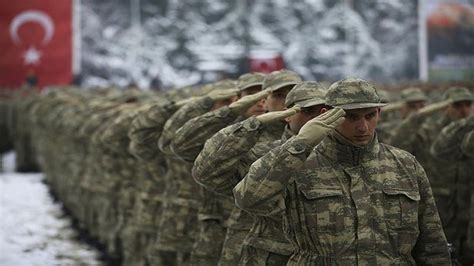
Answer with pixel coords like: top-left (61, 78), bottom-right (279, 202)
top-left (9, 10), bottom-right (55, 65)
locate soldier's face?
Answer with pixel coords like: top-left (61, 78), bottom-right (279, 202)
top-left (446, 101), bottom-right (472, 120)
top-left (265, 85), bottom-right (293, 112)
top-left (336, 107), bottom-right (380, 146)
top-left (401, 100), bottom-right (425, 118)
top-left (211, 96), bottom-right (238, 111)
top-left (241, 86), bottom-right (266, 117)
top-left (286, 105), bottom-right (324, 133)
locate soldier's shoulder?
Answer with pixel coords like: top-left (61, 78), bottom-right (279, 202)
top-left (379, 142), bottom-right (417, 162)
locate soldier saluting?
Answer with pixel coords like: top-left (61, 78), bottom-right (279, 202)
top-left (234, 78), bottom-right (450, 265)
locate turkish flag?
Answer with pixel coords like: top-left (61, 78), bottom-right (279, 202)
top-left (248, 51), bottom-right (285, 74)
top-left (0, 0), bottom-right (72, 88)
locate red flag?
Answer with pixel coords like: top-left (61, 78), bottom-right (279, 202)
top-left (248, 50), bottom-right (285, 74)
top-left (0, 1), bottom-right (72, 88)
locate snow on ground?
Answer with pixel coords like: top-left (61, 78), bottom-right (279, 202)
top-left (0, 152), bottom-right (103, 266)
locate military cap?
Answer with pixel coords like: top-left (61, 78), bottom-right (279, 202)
top-left (285, 81), bottom-right (326, 108)
top-left (326, 78), bottom-right (386, 110)
top-left (442, 86), bottom-right (473, 102)
top-left (237, 73), bottom-right (265, 91)
top-left (263, 69), bottom-right (302, 92)
top-left (401, 87), bottom-right (428, 102)
top-left (377, 89), bottom-right (391, 103)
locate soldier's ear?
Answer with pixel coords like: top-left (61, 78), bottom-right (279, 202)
top-left (320, 107), bottom-right (328, 114)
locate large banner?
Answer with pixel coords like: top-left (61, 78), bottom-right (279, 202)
top-left (0, 1), bottom-right (73, 88)
top-left (421, 0), bottom-right (474, 81)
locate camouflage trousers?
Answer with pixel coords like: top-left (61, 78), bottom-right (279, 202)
top-left (218, 228), bottom-right (248, 265)
top-left (94, 192), bottom-right (122, 258)
top-left (189, 219), bottom-right (227, 266)
top-left (123, 193), bottom-right (162, 266)
top-left (238, 245), bottom-right (290, 266)
top-left (13, 136), bottom-right (39, 172)
top-left (151, 202), bottom-right (198, 265)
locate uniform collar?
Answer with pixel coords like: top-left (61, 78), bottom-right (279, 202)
top-left (319, 131), bottom-right (379, 167)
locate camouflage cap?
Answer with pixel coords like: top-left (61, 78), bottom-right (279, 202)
top-left (377, 89), bottom-right (391, 103)
top-left (285, 81), bottom-right (326, 108)
top-left (237, 72), bottom-right (265, 91)
top-left (326, 78), bottom-right (386, 110)
top-left (401, 87), bottom-right (428, 102)
top-left (442, 86), bottom-right (473, 102)
top-left (263, 69), bottom-right (302, 92)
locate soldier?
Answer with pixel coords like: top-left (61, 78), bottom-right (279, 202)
top-left (192, 69), bottom-right (302, 265)
top-left (127, 95), bottom-right (193, 266)
top-left (377, 87), bottom-right (427, 143)
top-left (99, 94), bottom-right (157, 266)
top-left (234, 78), bottom-right (450, 265)
top-left (169, 72), bottom-right (267, 266)
top-left (431, 114), bottom-right (474, 265)
top-left (390, 87), bottom-right (473, 243)
top-left (154, 80), bottom-right (240, 265)
top-left (201, 81), bottom-right (326, 266)
top-left (11, 87), bottom-right (41, 172)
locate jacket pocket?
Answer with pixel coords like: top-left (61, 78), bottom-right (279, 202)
top-left (299, 186), bottom-right (347, 233)
top-left (382, 179), bottom-right (420, 232)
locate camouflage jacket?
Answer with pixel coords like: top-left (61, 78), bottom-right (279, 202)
top-left (128, 101), bottom-right (177, 162)
top-left (390, 114), bottom-right (454, 195)
top-left (193, 116), bottom-right (289, 252)
top-left (170, 105), bottom-right (241, 222)
top-left (431, 116), bottom-right (474, 251)
top-left (100, 103), bottom-right (153, 156)
top-left (234, 134), bottom-right (450, 265)
top-left (157, 97), bottom-right (214, 208)
top-left (376, 119), bottom-right (400, 144)
top-left (431, 115), bottom-right (474, 160)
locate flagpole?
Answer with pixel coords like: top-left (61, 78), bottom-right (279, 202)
top-left (73, 0), bottom-right (81, 78)
top-left (418, 0), bottom-right (428, 81)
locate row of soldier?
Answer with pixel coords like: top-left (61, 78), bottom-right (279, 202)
top-left (0, 71), bottom-right (472, 265)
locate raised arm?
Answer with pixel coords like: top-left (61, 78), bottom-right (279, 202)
top-left (128, 101), bottom-right (178, 161)
top-left (192, 117), bottom-right (268, 196)
top-left (171, 107), bottom-right (239, 162)
top-left (158, 97), bottom-right (214, 155)
top-left (234, 108), bottom-right (346, 216)
top-left (431, 115), bottom-right (474, 160)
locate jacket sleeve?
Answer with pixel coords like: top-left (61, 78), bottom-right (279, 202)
top-left (158, 97), bottom-right (213, 155)
top-left (128, 102), bottom-right (177, 161)
top-left (233, 137), bottom-right (311, 217)
top-left (431, 116), bottom-right (474, 160)
top-left (388, 114), bottom-right (422, 153)
top-left (192, 116), bottom-right (267, 196)
top-left (171, 106), bottom-right (239, 162)
top-left (100, 105), bottom-right (147, 155)
top-left (412, 158), bottom-right (451, 264)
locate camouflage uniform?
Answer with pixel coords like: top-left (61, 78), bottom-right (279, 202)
top-left (170, 79), bottom-right (245, 266)
top-left (233, 79), bottom-right (450, 265)
top-left (78, 94), bottom-right (140, 257)
top-left (128, 98), bottom-right (180, 266)
top-left (431, 114), bottom-right (474, 264)
top-left (377, 88), bottom-right (427, 144)
top-left (99, 98), bottom-right (156, 266)
top-left (193, 70), bottom-right (302, 265)
top-left (154, 93), bottom-right (218, 265)
top-left (11, 88), bottom-right (41, 172)
top-left (389, 87), bottom-right (473, 247)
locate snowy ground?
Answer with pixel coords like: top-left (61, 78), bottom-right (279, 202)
top-left (0, 152), bottom-right (103, 266)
